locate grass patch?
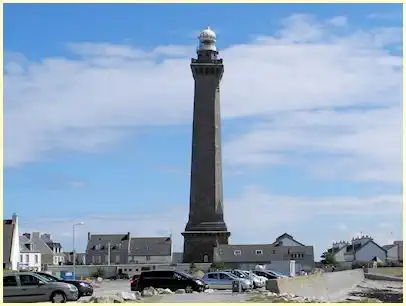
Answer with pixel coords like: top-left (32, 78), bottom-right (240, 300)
top-left (373, 267), bottom-right (403, 277)
top-left (246, 295), bottom-right (383, 303)
top-left (246, 296), bottom-right (316, 303)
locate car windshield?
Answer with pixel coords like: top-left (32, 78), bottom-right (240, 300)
top-left (176, 271), bottom-right (193, 279)
top-left (269, 270), bottom-right (285, 276)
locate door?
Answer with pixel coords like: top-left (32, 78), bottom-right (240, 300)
top-left (218, 272), bottom-right (233, 289)
top-left (156, 271), bottom-right (173, 290)
top-left (173, 272), bottom-right (189, 291)
top-left (206, 273), bottom-right (221, 289)
top-left (3, 275), bottom-right (21, 302)
top-left (19, 274), bottom-right (49, 302)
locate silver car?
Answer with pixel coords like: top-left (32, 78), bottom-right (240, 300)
top-left (3, 272), bottom-right (79, 303)
top-left (202, 271), bottom-right (252, 290)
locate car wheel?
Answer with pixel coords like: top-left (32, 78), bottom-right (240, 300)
top-left (185, 285), bottom-right (193, 293)
top-left (51, 291), bottom-right (67, 303)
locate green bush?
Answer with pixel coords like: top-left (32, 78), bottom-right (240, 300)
top-left (210, 262), bottom-right (225, 271)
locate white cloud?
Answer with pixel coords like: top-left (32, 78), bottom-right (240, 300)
top-left (4, 14), bottom-right (401, 185)
top-left (224, 107), bottom-right (402, 182)
top-left (19, 186), bottom-right (402, 259)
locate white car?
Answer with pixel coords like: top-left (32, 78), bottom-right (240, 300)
top-left (202, 272), bottom-right (252, 290)
top-left (241, 270), bottom-right (267, 288)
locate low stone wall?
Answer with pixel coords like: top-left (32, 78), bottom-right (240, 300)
top-left (266, 269), bottom-right (364, 298)
top-left (365, 273), bottom-right (402, 282)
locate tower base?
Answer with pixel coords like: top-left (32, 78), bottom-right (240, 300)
top-left (182, 231), bottom-right (230, 263)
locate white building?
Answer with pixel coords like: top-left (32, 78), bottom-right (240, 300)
top-left (19, 235), bottom-right (42, 271)
top-left (21, 232), bottom-right (65, 269)
top-left (3, 214), bottom-right (20, 270)
top-left (330, 236), bottom-right (387, 264)
top-left (383, 241), bottom-right (403, 263)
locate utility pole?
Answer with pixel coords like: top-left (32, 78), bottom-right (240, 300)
top-left (72, 222), bottom-right (84, 279)
top-left (108, 242), bottom-right (111, 266)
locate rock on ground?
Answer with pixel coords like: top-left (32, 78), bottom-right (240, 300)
top-left (142, 287), bottom-right (158, 297)
top-left (175, 289), bottom-right (186, 294)
top-left (115, 291), bottom-right (141, 301)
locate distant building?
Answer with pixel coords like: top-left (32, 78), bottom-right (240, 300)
top-left (213, 233), bottom-right (315, 272)
top-left (171, 252), bottom-right (184, 264)
top-left (383, 240), bottom-right (403, 263)
top-left (3, 214), bottom-right (20, 270)
top-left (329, 236), bottom-right (387, 264)
top-left (21, 232), bottom-right (65, 270)
top-left (63, 252), bottom-right (86, 265)
top-left (86, 232), bottom-right (172, 265)
top-left (128, 237), bottom-right (171, 264)
top-left (19, 235), bottom-right (42, 271)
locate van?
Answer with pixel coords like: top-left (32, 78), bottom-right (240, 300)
top-left (135, 270), bottom-right (207, 293)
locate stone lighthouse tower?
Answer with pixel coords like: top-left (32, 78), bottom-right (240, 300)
top-left (182, 27), bottom-right (230, 263)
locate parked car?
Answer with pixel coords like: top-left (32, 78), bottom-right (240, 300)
top-left (134, 270), bottom-right (207, 293)
top-left (3, 271), bottom-right (79, 303)
top-left (269, 270), bottom-right (289, 278)
top-left (35, 271), bottom-right (93, 298)
top-left (202, 271), bottom-right (252, 290)
top-left (130, 274), bottom-right (139, 291)
top-left (253, 270), bottom-right (287, 279)
top-left (239, 270), bottom-right (267, 288)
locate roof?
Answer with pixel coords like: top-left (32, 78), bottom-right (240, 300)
top-left (383, 244), bottom-right (396, 250)
top-left (345, 240), bottom-right (387, 255)
top-left (27, 232), bottom-right (64, 255)
top-left (86, 233), bottom-right (131, 251)
top-left (273, 233), bottom-right (305, 247)
top-left (45, 242), bottom-right (62, 249)
top-left (19, 235), bottom-right (40, 253)
top-left (329, 245), bottom-right (347, 255)
top-left (214, 244), bottom-right (279, 263)
top-left (3, 220), bottom-right (15, 263)
top-left (129, 237), bottom-right (171, 256)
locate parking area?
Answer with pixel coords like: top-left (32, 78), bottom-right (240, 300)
top-left (76, 278), bottom-right (402, 303)
top-left (79, 279), bottom-right (257, 303)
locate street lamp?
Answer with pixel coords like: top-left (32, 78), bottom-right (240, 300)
top-left (73, 222), bottom-right (84, 279)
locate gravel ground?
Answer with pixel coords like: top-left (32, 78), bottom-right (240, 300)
top-left (78, 279), bottom-right (403, 303)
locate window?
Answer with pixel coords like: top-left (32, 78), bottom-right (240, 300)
top-left (25, 255), bottom-right (29, 263)
top-left (146, 255), bottom-right (151, 261)
top-left (272, 250), bottom-right (276, 254)
top-left (233, 250), bottom-right (242, 256)
top-left (207, 273), bottom-right (218, 279)
top-left (92, 255), bottom-right (96, 263)
top-left (4, 276), bottom-right (18, 287)
top-left (115, 255), bottom-right (120, 264)
top-left (20, 255), bottom-right (23, 262)
top-left (20, 274), bottom-right (41, 286)
top-left (35, 255), bottom-right (39, 264)
top-left (255, 250), bottom-right (263, 255)
top-left (203, 254), bottom-right (209, 262)
top-left (219, 273), bottom-right (232, 280)
top-left (128, 269), bottom-right (132, 272)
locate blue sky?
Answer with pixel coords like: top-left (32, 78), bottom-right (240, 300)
top-left (4, 3), bottom-right (403, 259)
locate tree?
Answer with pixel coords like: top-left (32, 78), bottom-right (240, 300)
top-left (320, 251), bottom-right (336, 265)
top-left (210, 262), bottom-right (225, 271)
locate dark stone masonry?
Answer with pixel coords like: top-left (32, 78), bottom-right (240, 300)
top-left (182, 27), bottom-right (230, 263)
